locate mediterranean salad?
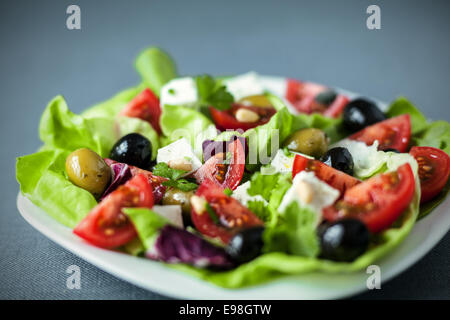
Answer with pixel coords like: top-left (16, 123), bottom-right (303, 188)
top-left (16, 47), bottom-right (450, 288)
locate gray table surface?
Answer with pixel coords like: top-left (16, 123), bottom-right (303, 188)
top-left (1, 0), bottom-right (449, 299)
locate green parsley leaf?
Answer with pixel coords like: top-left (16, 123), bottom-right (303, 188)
top-left (223, 188), bottom-right (233, 196)
top-left (196, 74), bottom-right (234, 111)
top-left (153, 162), bottom-right (198, 191)
top-left (162, 179), bottom-right (198, 192)
top-left (152, 162), bottom-right (186, 180)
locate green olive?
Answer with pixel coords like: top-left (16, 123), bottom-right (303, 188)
top-left (238, 95), bottom-right (273, 108)
top-left (65, 148), bottom-right (111, 198)
top-left (283, 128), bottom-right (329, 158)
top-left (162, 188), bottom-right (195, 223)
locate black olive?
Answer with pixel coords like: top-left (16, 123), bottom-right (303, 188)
top-left (225, 226), bottom-right (265, 264)
top-left (109, 133), bottom-right (152, 169)
top-left (343, 98), bottom-right (386, 133)
top-left (315, 89), bottom-right (337, 106)
top-left (320, 147), bottom-right (354, 176)
top-left (383, 148), bottom-right (400, 153)
top-left (319, 219), bottom-right (370, 262)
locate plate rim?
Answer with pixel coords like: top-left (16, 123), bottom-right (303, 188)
top-left (16, 191), bottom-right (450, 300)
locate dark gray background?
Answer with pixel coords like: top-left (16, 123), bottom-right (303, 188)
top-left (1, 0), bottom-right (449, 299)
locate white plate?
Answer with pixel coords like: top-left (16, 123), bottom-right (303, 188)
top-left (16, 77), bottom-right (450, 299)
top-left (16, 189), bottom-right (450, 300)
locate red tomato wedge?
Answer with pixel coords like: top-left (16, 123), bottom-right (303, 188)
top-left (323, 163), bottom-right (415, 233)
top-left (209, 104), bottom-right (276, 131)
top-left (292, 154), bottom-right (360, 194)
top-left (410, 146), bottom-right (450, 203)
top-left (104, 158), bottom-right (167, 204)
top-left (191, 179), bottom-right (264, 243)
top-left (285, 79), bottom-right (349, 117)
top-left (322, 95), bottom-right (350, 118)
top-left (73, 174), bottom-right (154, 248)
top-left (194, 138), bottom-right (245, 190)
top-left (119, 88), bottom-right (162, 134)
top-left (349, 114), bottom-right (411, 152)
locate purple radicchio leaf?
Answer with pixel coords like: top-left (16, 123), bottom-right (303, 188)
top-left (152, 184), bottom-right (166, 205)
top-left (100, 162), bottom-right (132, 200)
top-left (102, 158), bottom-right (166, 204)
top-left (147, 225), bottom-right (234, 269)
top-left (202, 135), bottom-right (248, 162)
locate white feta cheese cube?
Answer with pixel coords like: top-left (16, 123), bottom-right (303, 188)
top-left (278, 171), bottom-right (340, 224)
top-left (156, 138), bottom-right (202, 175)
top-left (224, 72), bottom-right (266, 101)
top-left (152, 205), bottom-right (184, 228)
top-left (263, 150), bottom-right (313, 175)
top-left (231, 181), bottom-right (268, 206)
top-left (160, 77), bottom-right (198, 107)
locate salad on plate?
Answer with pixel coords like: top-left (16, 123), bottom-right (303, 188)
top-left (16, 47), bottom-right (450, 288)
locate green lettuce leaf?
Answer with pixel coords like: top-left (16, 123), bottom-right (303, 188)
top-left (81, 84), bottom-right (146, 119)
top-left (17, 94), bottom-right (162, 227)
top-left (16, 149), bottom-right (97, 228)
top-left (39, 95), bottom-right (159, 159)
top-left (263, 202), bottom-right (320, 258)
top-left (247, 172), bottom-right (292, 225)
top-left (159, 104), bottom-right (216, 158)
top-left (246, 200), bottom-right (271, 221)
top-left (414, 120), bottom-right (450, 154)
top-left (386, 96), bottom-right (428, 134)
top-left (123, 208), bottom-right (169, 249)
top-left (135, 47), bottom-right (177, 96)
top-left (266, 93), bottom-right (347, 143)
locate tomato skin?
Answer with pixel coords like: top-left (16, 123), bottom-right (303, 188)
top-left (410, 146), bottom-right (450, 203)
top-left (209, 104), bottom-right (276, 131)
top-left (285, 79), bottom-right (348, 117)
top-left (323, 95), bottom-right (350, 118)
top-left (323, 163), bottom-right (415, 233)
top-left (286, 79), bottom-right (303, 104)
top-left (73, 174), bottom-right (154, 248)
top-left (194, 138), bottom-right (245, 190)
top-left (119, 88), bottom-right (162, 134)
top-left (292, 154), bottom-right (360, 194)
top-left (349, 114), bottom-right (411, 152)
top-left (191, 179), bottom-right (263, 243)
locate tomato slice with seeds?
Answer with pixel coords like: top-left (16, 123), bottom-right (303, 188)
top-left (194, 138), bottom-right (245, 190)
top-left (104, 158), bottom-right (167, 204)
top-left (349, 114), bottom-right (411, 152)
top-left (285, 79), bottom-right (349, 117)
top-left (119, 88), bottom-right (162, 134)
top-left (191, 179), bottom-right (263, 243)
top-left (292, 154), bottom-right (360, 194)
top-left (209, 104), bottom-right (276, 131)
top-left (410, 146), bottom-right (450, 203)
top-left (323, 163), bottom-right (415, 233)
top-left (73, 174), bottom-right (154, 248)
